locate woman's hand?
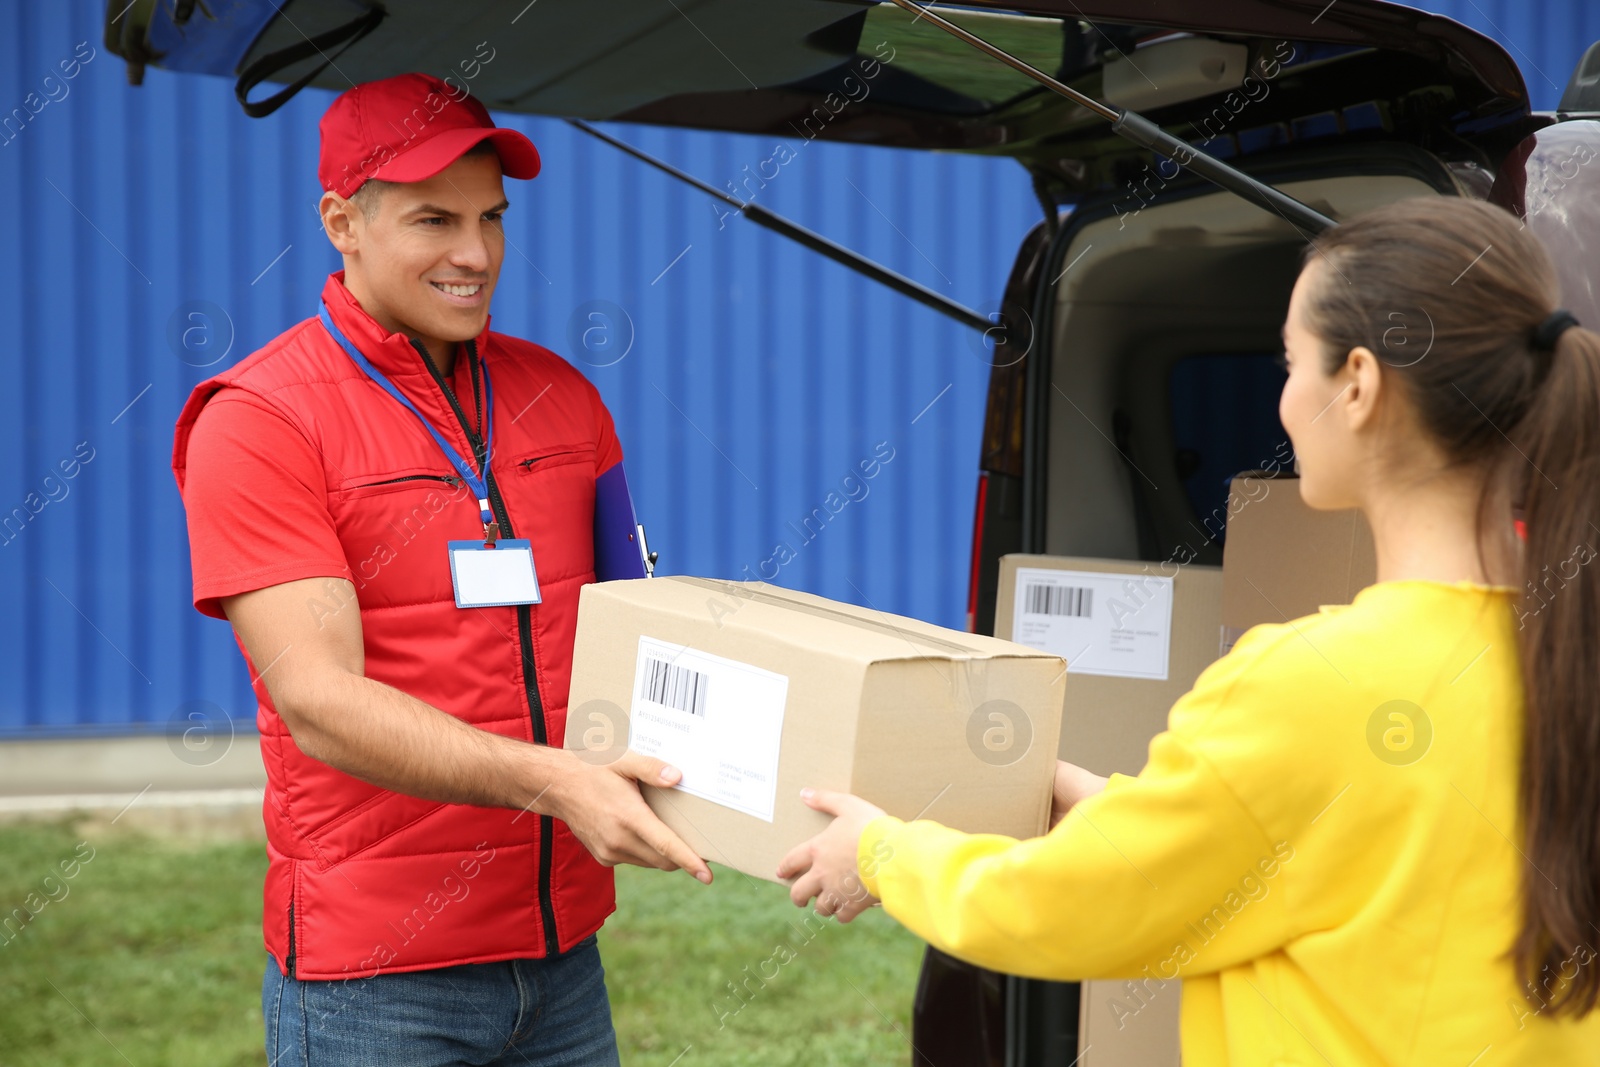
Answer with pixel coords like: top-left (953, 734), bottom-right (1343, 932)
top-left (1051, 760), bottom-right (1109, 828)
top-left (776, 788), bottom-right (887, 922)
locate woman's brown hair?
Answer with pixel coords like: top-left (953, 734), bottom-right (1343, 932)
top-left (1300, 197), bottom-right (1600, 1016)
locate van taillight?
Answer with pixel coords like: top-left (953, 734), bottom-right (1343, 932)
top-left (967, 472), bottom-right (989, 633)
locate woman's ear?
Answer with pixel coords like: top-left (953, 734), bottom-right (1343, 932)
top-left (1343, 345), bottom-right (1384, 432)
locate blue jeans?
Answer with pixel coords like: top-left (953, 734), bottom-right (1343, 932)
top-left (261, 934), bottom-right (621, 1066)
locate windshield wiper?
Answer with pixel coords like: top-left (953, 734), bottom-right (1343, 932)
top-left (882, 0), bottom-right (1338, 235)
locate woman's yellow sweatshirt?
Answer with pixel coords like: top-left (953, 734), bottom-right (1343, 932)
top-left (857, 580), bottom-right (1600, 1065)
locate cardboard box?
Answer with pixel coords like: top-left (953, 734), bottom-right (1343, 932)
top-left (996, 554), bottom-right (1223, 777)
top-left (1220, 473), bottom-right (1376, 654)
top-left (997, 554), bottom-right (1225, 1067)
top-left (564, 576), bottom-right (1066, 883)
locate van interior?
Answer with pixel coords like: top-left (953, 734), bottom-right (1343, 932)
top-left (1040, 157), bottom-right (1463, 569)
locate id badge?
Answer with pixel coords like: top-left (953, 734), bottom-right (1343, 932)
top-left (447, 539), bottom-right (542, 608)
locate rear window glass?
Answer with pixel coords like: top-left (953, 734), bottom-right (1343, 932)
top-left (1168, 352), bottom-right (1289, 545)
top-left (862, 7), bottom-right (1066, 109)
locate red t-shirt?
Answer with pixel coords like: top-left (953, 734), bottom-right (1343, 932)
top-left (182, 390), bottom-right (356, 620)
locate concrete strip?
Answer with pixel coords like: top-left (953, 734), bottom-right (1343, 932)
top-left (0, 733), bottom-right (266, 797)
top-left (0, 787), bottom-right (265, 815)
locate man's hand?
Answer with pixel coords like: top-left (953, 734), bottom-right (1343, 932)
top-left (547, 750), bottom-right (713, 884)
top-left (1051, 760), bottom-right (1109, 828)
top-left (776, 788), bottom-right (886, 923)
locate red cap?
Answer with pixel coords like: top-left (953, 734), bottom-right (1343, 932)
top-left (318, 73), bottom-right (540, 198)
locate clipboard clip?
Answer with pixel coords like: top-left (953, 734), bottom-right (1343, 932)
top-left (636, 523), bottom-right (658, 578)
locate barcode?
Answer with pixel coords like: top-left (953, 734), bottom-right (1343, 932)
top-left (1025, 583), bottom-right (1093, 617)
top-left (642, 657), bottom-right (709, 717)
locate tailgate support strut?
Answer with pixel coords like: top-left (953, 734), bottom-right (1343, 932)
top-left (568, 119), bottom-right (995, 334)
top-left (883, 0), bottom-right (1338, 235)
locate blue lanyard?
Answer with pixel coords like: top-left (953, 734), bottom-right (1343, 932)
top-left (318, 306), bottom-right (498, 538)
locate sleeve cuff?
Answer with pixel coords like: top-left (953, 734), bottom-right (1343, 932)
top-left (856, 814), bottom-right (905, 899)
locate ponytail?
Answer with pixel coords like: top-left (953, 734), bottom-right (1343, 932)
top-left (1510, 320), bottom-right (1600, 1015)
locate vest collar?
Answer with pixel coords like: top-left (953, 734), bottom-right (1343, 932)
top-left (319, 271), bottom-right (493, 394)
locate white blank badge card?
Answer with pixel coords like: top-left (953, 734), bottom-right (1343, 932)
top-left (448, 539), bottom-right (542, 608)
top-left (627, 636), bottom-right (789, 821)
top-left (1011, 567), bottom-right (1173, 680)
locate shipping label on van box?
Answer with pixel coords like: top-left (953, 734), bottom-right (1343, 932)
top-left (566, 576), bottom-right (1066, 882)
top-left (1010, 567), bottom-right (1174, 680)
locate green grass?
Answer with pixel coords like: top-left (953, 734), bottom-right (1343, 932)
top-left (0, 817), bottom-right (925, 1066)
top-left (606, 865), bottom-right (923, 1066)
top-left (0, 817), bottom-right (267, 1067)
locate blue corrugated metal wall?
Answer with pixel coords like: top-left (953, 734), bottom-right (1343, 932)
top-left (1, 1), bottom-right (1595, 737)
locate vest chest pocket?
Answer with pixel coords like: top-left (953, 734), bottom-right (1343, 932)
top-left (499, 445), bottom-right (598, 581)
top-left (327, 471), bottom-right (480, 605)
top-left (510, 447), bottom-right (595, 474)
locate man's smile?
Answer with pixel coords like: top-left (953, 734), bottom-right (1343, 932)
top-left (430, 280), bottom-right (486, 303)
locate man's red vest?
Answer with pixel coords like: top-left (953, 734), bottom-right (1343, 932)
top-left (172, 274), bottom-right (615, 980)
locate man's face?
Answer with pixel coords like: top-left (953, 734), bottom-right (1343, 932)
top-left (331, 151), bottom-right (508, 351)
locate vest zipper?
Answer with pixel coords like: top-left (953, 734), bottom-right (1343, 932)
top-left (410, 337), bottom-right (562, 958)
top-left (286, 900), bottom-right (296, 978)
